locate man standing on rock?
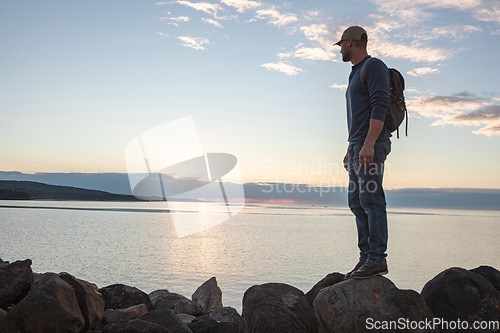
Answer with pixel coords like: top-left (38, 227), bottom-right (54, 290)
top-left (335, 26), bottom-right (391, 279)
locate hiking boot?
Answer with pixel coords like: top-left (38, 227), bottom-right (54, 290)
top-left (344, 261), bottom-right (366, 279)
top-left (351, 261), bottom-right (388, 279)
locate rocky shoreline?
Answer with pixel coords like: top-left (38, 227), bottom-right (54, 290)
top-left (1, 257), bottom-right (499, 332)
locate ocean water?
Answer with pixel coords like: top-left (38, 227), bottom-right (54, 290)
top-left (1, 200), bottom-right (499, 313)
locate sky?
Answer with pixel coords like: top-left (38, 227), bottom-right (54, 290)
top-left (1, 0), bottom-right (500, 190)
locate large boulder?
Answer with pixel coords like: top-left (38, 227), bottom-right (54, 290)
top-left (305, 272), bottom-right (344, 306)
top-left (421, 267), bottom-right (500, 323)
top-left (207, 307), bottom-right (247, 333)
top-left (314, 276), bottom-right (433, 333)
top-left (188, 316), bottom-right (219, 333)
top-left (0, 257), bottom-right (8, 267)
top-left (150, 289), bottom-right (202, 315)
top-left (470, 265), bottom-right (500, 291)
top-left (192, 277), bottom-right (223, 315)
top-left (0, 273), bottom-right (85, 333)
top-left (0, 259), bottom-right (33, 309)
top-left (59, 272), bottom-right (105, 331)
top-left (99, 283), bottom-right (153, 311)
top-left (137, 308), bottom-right (193, 333)
top-left (243, 282), bottom-right (318, 333)
top-left (188, 306), bottom-right (247, 333)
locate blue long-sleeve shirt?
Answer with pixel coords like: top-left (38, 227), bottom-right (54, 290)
top-left (346, 55), bottom-right (391, 143)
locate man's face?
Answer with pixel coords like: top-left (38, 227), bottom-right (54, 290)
top-left (340, 40), bottom-right (351, 62)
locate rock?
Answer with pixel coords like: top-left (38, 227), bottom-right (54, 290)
top-left (0, 308), bottom-right (5, 321)
top-left (59, 272), bottom-right (105, 331)
top-left (470, 265), bottom-right (500, 291)
top-left (0, 273), bottom-right (85, 333)
top-left (188, 307), bottom-right (246, 333)
top-left (206, 307), bottom-right (247, 333)
top-left (176, 297), bottom-right (204, 315)
top-left (137, 308), bottom-right (193, 333)
top-left (0, 259), bottom-right (33, 309)
top-left (102, 319), bottom-right (174, 333)
top-left (99, 283), bottom-right (153, 311)
top-left (0, 258), bottom-right (8, 267)
top-left (150, 289), bottom-right (202, 315)
top-left (149, 289), bottom-right (171, 307)
top-left (102, 303), bottom-right (148, 324)
top-left (314, 276), bottom-right (433, 333)
top-left (192, 277), bottom-right (223, 315)
top-left (243, 282), bottom-right (318, 333)
top-left (422, 267), bottom-right (500, 323)
top-left (305, 272), bottom-right (344, 306)
top-left (188, 316), bottom-right (218, 333)
top-left (177, 313), bottom-right (196, 325)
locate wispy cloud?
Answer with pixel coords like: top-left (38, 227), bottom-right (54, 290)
top-left (371, 0), bottom-right (482, 24)
top-left (173, 0), bottom-right (222, 16)
top-left (161, 16), bottom-right (190, 23)
top-left (202, 18), bottom-right (223, 28)
top-left (407, 67), bottom-right (440, 77)
top-left (473, 123), bottom-right (500, 136)
top-left (473, 2), bottom-right (500, 23)
top-left (330, 83), bottom-right (347, 90)
top-left (409, 92), bottom-right (500, 135)
top-left (156, 0), bottom-right (497, 78)
top-left (221, 0), bottom-right (261, 13)
top-left (261, 62), bottom-right (302, 76)
top-left (279, 46), bottom-right (336, 62)
top-left (177, 36), bottom-right (210, 50)
top-left (255, 8), bottom-right (298, 27)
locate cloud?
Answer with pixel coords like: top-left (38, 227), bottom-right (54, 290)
top-left (156, 32), bottom-right (169, 37)
top-left (176, 0), bottom-right (221, 16)
top-left (279, 47), bottom-right (336, 62)
top-left (177, 36), bottom-right (210, 50)
top-left (366, 22), bottom-right (454, 63)
top-left (445, 105), bottom-right (500, 125)
top-left (474, 2), bottom-right (500, 23)
top-left (156, 0), bottom-right (497, 77)
top-left (255, 8), bottom-right (298, 27)
top-left (161, 16), bottom-right (190, 23)
top-left (202, 18), bottom-right (223, 28)
top-left (429, 25), bottom-right (482, 41)
top-left (473, 123), bottom-right (500, 136)
top-left (372, 0), bottom-right (482, 24)
top-left (407, 67), bottom-right (440, 77)
top-left (261, 62), bottom-right (303, 75)
top-left (221, 0), bottom-right (261, 13)
top-left (330, 83), bottom-right (347, 90)
top-left (409, 93), bottom-right (500, 135)
top-left (409, 93), bottom-right (489, 117)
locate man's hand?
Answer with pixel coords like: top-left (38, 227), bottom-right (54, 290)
top-left (343, 151), bottom-right (349, 171)
top-left (359, 119), bottom-right (384, 169)
top-left (359, 144), bottom-right (374, 169)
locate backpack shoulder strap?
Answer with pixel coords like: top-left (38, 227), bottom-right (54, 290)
top-left (360, 57), bottom-right (374, 89)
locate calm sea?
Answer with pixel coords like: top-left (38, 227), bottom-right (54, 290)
top-left (1, 200), bottom-right (499, 313)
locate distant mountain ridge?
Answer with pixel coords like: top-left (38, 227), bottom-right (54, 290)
top-left (0, 181), bottom-right (139, 201)
top-left (1, 171), bottom-right (499, 209)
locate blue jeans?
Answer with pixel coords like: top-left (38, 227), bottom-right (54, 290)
top-left (347, 141), bottom-right (391, 264)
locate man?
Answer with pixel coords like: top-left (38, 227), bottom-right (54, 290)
top-left (335, 26), bottom-right (391, 279)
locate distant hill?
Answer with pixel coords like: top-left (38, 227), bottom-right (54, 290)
top-left (1, 172), bottom-right (500, 209)
top-left (0, 181), bottom-right (140, 201)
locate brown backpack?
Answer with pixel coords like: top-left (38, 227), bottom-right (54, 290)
top-left (361, 58), bottom-right (408, 138)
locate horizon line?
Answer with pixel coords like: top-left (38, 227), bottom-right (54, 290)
top-left (1, 171), bottom-right (500, 191)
